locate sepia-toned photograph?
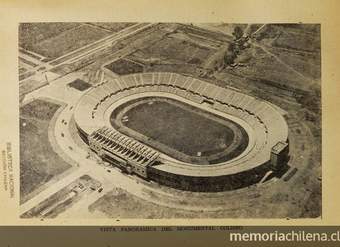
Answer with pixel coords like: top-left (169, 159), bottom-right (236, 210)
top-left (18, 22), bottom-right (321, 219)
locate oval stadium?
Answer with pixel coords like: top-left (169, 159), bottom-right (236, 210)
top-left (74, 72), bottom-right (289, 192)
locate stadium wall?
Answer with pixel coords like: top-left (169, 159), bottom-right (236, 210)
top-left (147, 162), bottom-right (272, 192)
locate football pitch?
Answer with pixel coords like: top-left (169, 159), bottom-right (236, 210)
top-left (111, 97), bottom-right (249, 165)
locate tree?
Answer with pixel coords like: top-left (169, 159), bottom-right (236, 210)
top-left (224, 50), bottom-right (237, 65)
top-left (232, 26), bottom-right (244, 40)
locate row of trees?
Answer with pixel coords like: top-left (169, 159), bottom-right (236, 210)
top-left (223, 26), bottom-right (245, 66)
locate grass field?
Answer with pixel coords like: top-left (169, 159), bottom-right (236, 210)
top-left (33, 25), bottom-right (111, 59)
top-left (226, 45), bottom-right (319, 92)
top-left (19, 23), bottom-right (81, 53)
top-left (134, 36), bottom-right (215, 66)
top-left (19, 23), bottom-right (112, 60)
top-left (20, 99), bottom-right (71, 203)
top-left (264, 24), bottom-right (320, 52)
top-left (210, 24), bottom-right (322, 95)
top-left (19, 78), bottom-right (48, 97)
top-left (89, 22), bottom-right (136, 32)
top-left (105, 59), bottom-right (144, 75)
top-left (67, 79), bottom-right (92, 91)
top-left (111, 97), bottom-right (248, 164)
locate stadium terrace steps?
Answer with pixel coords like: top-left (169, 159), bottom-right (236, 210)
top-left (74, 72), bottom-right (289, 177)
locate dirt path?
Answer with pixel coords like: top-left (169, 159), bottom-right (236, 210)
top-left (249, 39), bottom-right (315, 85)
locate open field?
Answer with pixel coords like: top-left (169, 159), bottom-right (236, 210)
top-left (19, 23), bottom-right (81, 54)
top-left (176, 24), bottom-right (233, 44)
top-left (19, 78), bottom-right (47, 99)
top-left (105, 59), bottom-right (144, 75)
top-left (266, 47), bottom-right (321, 81)
top-left (47, 24), bottom-right (160, 79)
top-left (223, 24), bottom-right (321, 93)
top-left (20, 99), bottom-right (72, 203)
top-left (223, 45), bottom-right (318, 92)
top-left (31, 25), bottom-right (111, 59)
top-left (131, 35), bottom-right (216, 66)
top-left (257, 24), bottom-right (321, 52)
top-left (19, 23), bottom-right (114, 61)
top-left (89, 22), bottom-right (136, 32)
top-left (111, 97), bottom-right (248, 164)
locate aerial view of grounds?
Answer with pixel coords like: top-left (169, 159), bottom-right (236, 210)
top-left (19, 23), bottom-right (321, 219)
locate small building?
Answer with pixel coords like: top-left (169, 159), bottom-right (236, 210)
top-left (270, 141), bottom-right (289, 170)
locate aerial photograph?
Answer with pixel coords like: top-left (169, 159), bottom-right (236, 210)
top-left (18, 22), bottom-right (321, 219)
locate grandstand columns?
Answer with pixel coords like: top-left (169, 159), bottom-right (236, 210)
top-left (104, 151), bottom-right (128, 169)
top-left (270, 141), bottom-right (289, 171)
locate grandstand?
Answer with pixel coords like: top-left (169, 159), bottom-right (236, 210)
top-left (89, 126), bottom-right (159, 178)
top-left (74, 72), bottom-right (289, 191)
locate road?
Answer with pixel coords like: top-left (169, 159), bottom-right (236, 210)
top-left (19, 23), bottom-right (157, 83)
